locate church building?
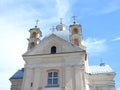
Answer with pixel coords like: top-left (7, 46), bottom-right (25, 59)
top-left (10, 18), bottom-right (116, 90)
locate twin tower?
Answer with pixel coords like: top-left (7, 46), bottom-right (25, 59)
top-left (27, 20), bottom-right (84, 50)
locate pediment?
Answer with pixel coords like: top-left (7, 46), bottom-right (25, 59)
top-left (23, 34), bottom-right (85, 56)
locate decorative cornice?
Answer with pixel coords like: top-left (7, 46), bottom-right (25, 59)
top-left (25, 62), bottom-right (84, 68)
top-left (23, 51), bottom-right (86, 58)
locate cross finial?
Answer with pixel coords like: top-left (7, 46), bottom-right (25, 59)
top-left (72, 16), bottom-right (77, 24)
top-left (35, 19), bottom-right (39, 27)
top-left (50, 26), bottom-right (55, 32)
top-left (60, 18), bottom-right (63, 24)
top-left (100, 58), bottom-right (105, 66)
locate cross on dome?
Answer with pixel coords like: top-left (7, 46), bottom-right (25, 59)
top-left (72, 16), bottom-right (77, 24)
top-left (100, 58), bottom-right (105, 66)
top-left (60, 18), bottom-right (63, 24)
top-left (35, 19), bottom-right (39, 27)
top-left (50, 26), bottom-right (56, 32)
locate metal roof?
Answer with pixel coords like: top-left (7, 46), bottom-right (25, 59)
top-left (88, 64), bottom-right (114, 74)
top-left (10, 68), bottom-right (24, 79)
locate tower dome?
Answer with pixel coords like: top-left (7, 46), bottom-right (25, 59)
top-left (56, 18), bottom-right (66, 31)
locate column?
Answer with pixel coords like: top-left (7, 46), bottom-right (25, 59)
top-left (61, 66), bottom-right (65, 90)
top-left (72, 66), bottom-right (76, 90)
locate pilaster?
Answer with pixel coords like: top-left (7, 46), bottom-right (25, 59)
top-left (33, 68), bottom-right (41, 90)
top-left (22, 68), bottom-right (34, 90)
top-left (74, 66), bottom-right (85, 90)
top-left (65, 67), bottom-right (73, 90)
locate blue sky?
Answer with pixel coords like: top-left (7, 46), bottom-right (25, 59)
top-left (0, 0), bottom-right (120, 90)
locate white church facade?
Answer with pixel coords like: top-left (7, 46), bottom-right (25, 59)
top-left (10, 19), bottom-right (116, 90)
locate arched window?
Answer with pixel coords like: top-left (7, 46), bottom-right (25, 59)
top-left (74, 38), bottom-right (79, 45)
top-left (47, 71), bottom-right (59, 86)
top-left (30, 42), bottom-right (35, 48)
top-left (51, 46), bottom-right (56, 54)
top-left (72, 28), bottom-right (78, 34)
top-left (32, 32), bottom-right (37, 37)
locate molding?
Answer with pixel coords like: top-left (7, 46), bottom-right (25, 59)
top-left (25, 62), bottom-right (84, 68)
top-left (23, 51), bottom-right (86, 58)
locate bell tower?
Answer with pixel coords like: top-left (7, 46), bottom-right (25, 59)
top-left (27, 21), bottom-right (42, 50)
top-left (69, 16), bottom-right (83, 47)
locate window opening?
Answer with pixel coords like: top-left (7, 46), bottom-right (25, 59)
top-left (32, 32), bottom-right (37, 37)
top-left (72, 28), bottom-right (78, 34)
top-left (31, 82), bottom-right (33, 87)
top-left (51, 46), bottom-right (56, 54)
top-left (74, 38), bottom-right (79, 45)
top-left (47, 71), bottom-right (58, 86)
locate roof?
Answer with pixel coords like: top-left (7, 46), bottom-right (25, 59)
top-left (88, 64), bottom-right (114, 74)
top-left (10, 68), bottom-right (24, 79)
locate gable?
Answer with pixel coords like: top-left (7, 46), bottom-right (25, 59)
top-left (23, 34), bottom-right (85, 56)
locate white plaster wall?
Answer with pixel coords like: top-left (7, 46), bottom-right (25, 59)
top-left (10, 79), bottom-right (22, 90)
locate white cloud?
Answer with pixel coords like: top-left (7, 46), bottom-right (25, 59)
top-left (117, 87), bottom-right (120, 90)
top-left (56, 0), bottom-right (70, 18)
top-left (0, 6), bottom-right (27, 90)
top-left (0, 0), bottom-right (15, 6)
top-left (112, 37), bottom-right (120, 41)
top-left (0, 17), bottom-right (26, 71)
top-left (85, 38), bottom-right (107, 56)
